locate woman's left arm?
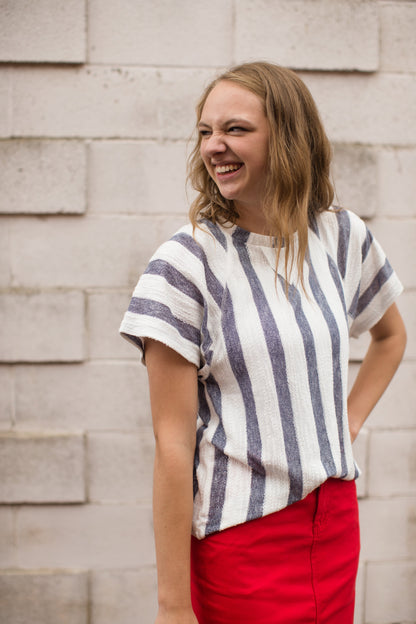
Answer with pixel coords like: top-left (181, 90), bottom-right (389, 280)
top-left (347, 302), bottom-right (407, 443)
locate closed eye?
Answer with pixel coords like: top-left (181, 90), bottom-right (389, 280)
top-left (228, 126), bottom-right (247, 133)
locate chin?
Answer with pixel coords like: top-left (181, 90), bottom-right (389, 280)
top-left (217, 187), bottom-right (240, 202)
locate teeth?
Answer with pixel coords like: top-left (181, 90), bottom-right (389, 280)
top-left (216, 164), bottom-right (241, 174)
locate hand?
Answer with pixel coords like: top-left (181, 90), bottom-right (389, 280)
top-left (155, 606), bottom-right (199, 624)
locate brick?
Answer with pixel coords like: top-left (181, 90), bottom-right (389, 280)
top-left (0, 432), bottom-right (85, 503)
top-left (380, 2), bottom-right (416, 72)
top-left (88, 291), bottom-right (137, 360)
top-left (9, 215), bottom-right (186, 289)
top-left (88, 429), bottom-right (154, 504)
top-left (10, 66), bottom-right (212, 140)
top-left (353, 562), bottom-right (365, 624)
top-left (0, 0), bottom-right (86, 63)
top-left (91, 568), bottom-right (157, 624)
top-left (378, 148), bottom-right (416, 217)
top-left (331, 144), bottom-right (378, 218)
top-left (365, 561), bottom-right (416, 623)
top-left (158, 68), bottom-right (218, 141)
top-left (16, 504), bottom-right (154, 568)
top-left (0, 140), bottom-right (86, 214)
top-left (301, 72), bottom-right (416, 145)
top-left (368, 430), bottom-right (416, 497)
top-left (235, 0), bottom-right (378, 71)
top-left (88, 141), bottom-right (189, 216)
top-left (370, 361), bottom-right (416, 429)
top-left (349, 360), bottom-right (415, 434)
top-left (88, 0), bottom-right (232, 66)
top-left (353, 428), bottom-right (369, 499)
top-left (0, 508), bottom-right (17, 568)
top-left (0, 291), bottom-right (85, 362)
top-left (369, 218), bottom-right (416, 289)
top-left (0, 367), bottom-right (12, 429)
top-left (0, 217), bottom-right (11, 287)
top-left (348, 362), bottom-right (416, 440)
top-left (359, 497), bottom-right (416, 561)
top-left (0, 67), bottom-right (12, 137)
top-left (14, 362), bottom-right (150, 430)
top-left (0, 570), bottom-right (88, 624)
top-left (11, 66), bottom-right (159, 139)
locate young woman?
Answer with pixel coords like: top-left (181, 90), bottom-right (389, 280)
top-left (120, 62), bottom-right (406, 624)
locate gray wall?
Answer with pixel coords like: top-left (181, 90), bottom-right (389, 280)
top-left (0, 1), bottom-right (415, 622)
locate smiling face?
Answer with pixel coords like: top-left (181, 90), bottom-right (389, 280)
top-left (198, 80), bottom-right (270, 226)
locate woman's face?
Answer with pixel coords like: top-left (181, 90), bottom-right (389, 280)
top-left (199, 80), bottom-right (270, 215)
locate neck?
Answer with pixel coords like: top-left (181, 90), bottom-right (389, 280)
top-left (234, 202), bottom-right (269, 235)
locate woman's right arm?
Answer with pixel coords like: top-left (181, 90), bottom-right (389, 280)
top-left (144, 338), bottom-right (199, 624)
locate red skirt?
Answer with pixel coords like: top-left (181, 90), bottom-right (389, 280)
top-left (191, 478), bottom-right (360, 624)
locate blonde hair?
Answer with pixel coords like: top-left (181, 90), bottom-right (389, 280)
top-left (187, 61), bottom-right (334, 286)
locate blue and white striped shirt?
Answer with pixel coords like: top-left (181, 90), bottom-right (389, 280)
top-left (120, 208), bottom-right (403, 539)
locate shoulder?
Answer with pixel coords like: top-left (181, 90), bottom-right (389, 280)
top-left (154, 220), bottom-right (228, 260)
top-left (314, 207), bottom-right (366, 238)
top-left (144, 220), bottom-right (229, 294)
top-left (312, 207), bottom-right (368, 255)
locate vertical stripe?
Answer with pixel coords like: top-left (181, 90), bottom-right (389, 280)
top-left (201, 219), bottom-right (228, 250)
top-left (221, 286), bottom-right (266, 521)
top-left (173, 231), bottom-right (266, 523)
top-left (201, 306), bottom-right (213, 367)
top-left (361, 227), bottom-right (373, 262)
top-left (348, 285), bottom-right (361, 322)
top-left (207, 449), bottom-right (229, 532)
top-left (336, 210), bottom-right (351, 279)
top-left (233, 232), bottom-right (303, 505)
top-left (308, 263), bottom-right (348, 477)
top-left (280, 276), bottom-right (337, 477)
top-left (309, 214), bottom-right (320, 238)
top-left (326, 254), bottom-right (348, 320)
top-left (194, 383), bottom-right (210, 498)
top-left (205, 374), bottom-right (229, 534)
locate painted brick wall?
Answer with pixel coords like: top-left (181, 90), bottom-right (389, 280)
top-left (0, 1), bottom-right (415, 623)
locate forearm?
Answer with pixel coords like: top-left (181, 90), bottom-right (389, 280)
top-left (153, 439), bottom-right (195, 613)
top-left (144, 339), bottom-right (199, 622)
top-left (348, 326), bottom-right (406, 442)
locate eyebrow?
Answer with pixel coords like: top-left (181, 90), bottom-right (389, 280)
top-left (198, 117), bottom-right (254, 129)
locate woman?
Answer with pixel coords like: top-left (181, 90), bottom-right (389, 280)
top-left (120, 62), bottom-right (406, 624)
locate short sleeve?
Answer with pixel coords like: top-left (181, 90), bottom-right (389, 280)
top-left (119, 230), bottom-right (205, 368)
top-left (345, 212), bottom-right (403, 338)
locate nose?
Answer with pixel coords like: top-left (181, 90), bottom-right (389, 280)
top-left (202, 132), bottom-right (227, 158)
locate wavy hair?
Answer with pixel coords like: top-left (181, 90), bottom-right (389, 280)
top-left (187, 62), bottom-right (334, 286)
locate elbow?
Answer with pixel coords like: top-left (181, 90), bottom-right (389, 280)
top-left (154, 432), bottom-right (196, 464)
top-left (386, 319), bottom-right (407, 368)
top-left (153, 438), bottom-right (196, 484)
top-left (370, 303), bottom-right (407, 365)
top-left (394, 310), bottom-right (407, 362)
top-left (397, 322), bottom-right (407, 362)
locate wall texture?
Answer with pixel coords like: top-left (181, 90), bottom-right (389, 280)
top-left (0, 1), bottom-right (415, 623)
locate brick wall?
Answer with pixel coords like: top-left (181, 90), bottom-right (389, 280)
top-left (0, 1), bottom-right (415, 623)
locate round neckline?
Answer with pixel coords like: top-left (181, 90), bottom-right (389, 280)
top-left (217, 221), bottom-right (283, 248)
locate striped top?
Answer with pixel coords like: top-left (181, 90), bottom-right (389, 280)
top-left (120, 208), bottom-right (403, 539)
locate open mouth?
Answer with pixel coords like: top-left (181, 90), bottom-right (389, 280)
top-left (215, 163), bottom-right (243, 175)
